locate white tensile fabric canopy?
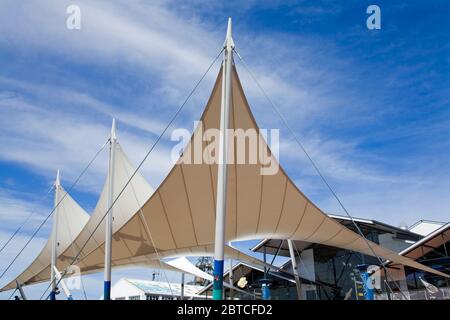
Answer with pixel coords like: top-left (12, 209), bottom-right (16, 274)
top-left (122, 65), bottom-right (449, 278)
top-left (3, 63), bottom-right (448, 293)
top-left (0, 134), bottom-right (270, 292)
top-left (45, 64), bottom-right (449, 279)
top-left (1, 143), bottom-right (153, 291)
top-left (96, 65), bottom-right (445, 278)
top-left (1, 184), bottom-right (90, 291)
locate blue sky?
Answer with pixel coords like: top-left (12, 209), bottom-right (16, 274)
top-left (0, 0), bottom-right (449, 299)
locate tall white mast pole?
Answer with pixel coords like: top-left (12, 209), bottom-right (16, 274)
top-left (287, 239), bottom-right (302, 300)
top-left (212, 17), bottom-right (234, 301)
top-left (50, 169), bottom-right (60, 300)
top-left (104, 118), bottom-right (117, 300)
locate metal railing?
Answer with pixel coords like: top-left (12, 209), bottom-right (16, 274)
top-left (375, 287), bottom-right (450, 300)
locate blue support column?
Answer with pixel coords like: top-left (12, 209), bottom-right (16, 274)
top-left (103, 281), bottom-right (111, 300)
top-left (262, 283), bottom-right (271, 300)
top-left (213, 260), bottom-right (224, 300)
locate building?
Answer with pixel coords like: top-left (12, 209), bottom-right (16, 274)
top-left (385, 222), bottom-right (450, 300)
top-left (110, 278), bottom-right (205, 300)
top-left (408, 220), bottom-right (446, 236)
top-left (250, 214), bottom-right (449, 300)
top-left (109, 216), bottom-right (449, 301)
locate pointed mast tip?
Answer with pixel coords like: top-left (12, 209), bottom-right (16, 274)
top-left (111, 118), bottom-right (117, 141)
top-left (55, 170), bottom-right (60, 187)
top-left (224, 17), bottom-right (234, 49)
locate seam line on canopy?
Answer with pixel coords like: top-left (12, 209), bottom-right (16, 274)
top-left (289, 202), bottom-right (309, 238)
top-left (180, 164), bottom-right (199, 246)
top-left (255, 170), bottom-right (265, 234)
top-left (321, 227), bottom-right (345, 244)
top-left (157, 190), bottom-right (178, 248)
top-left (302, 216), bottom-right (327, 241)
top-left (274, 177), bottom-right (289, 234)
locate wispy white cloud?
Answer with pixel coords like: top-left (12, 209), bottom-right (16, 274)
top-left (0, 0), bottom-right (449, 300)
top-left (0, 0), bottom-right (448, 224)
top-left (0, 190), bottom-right (52, 234)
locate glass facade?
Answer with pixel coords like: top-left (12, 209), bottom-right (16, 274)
top-left (404, 241), bottom-right (450, 290)
top-left (255, 219), bottom-right (423, 300)
top-left (307, 223), bottom-right (386, 300)
top-left (311, 245), bottom-right (379, 300)
top-left (240, 219), bottom-right (447, 300)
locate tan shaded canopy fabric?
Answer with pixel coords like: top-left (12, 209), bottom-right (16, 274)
top-left (67, 64), bottom-right (447, 279)
top-left (4, 64), bottom-right (447, 292)
top-left (136, 66), bottom-right (450, 277)
top-left (1, 185), bottom-right (90, 291)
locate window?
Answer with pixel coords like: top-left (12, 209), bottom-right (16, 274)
top-left (115, 297), bottom-right (125, 300)
top-left (129, 295), bottom-right (140, 300)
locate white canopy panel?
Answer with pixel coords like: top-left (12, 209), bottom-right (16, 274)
top-left (3, 63), bottom-right (447, 293)
top-left (100, 66), bottom-right (446, 278)
top-left (53, 65), bottom-right (448, 279)
top-left (1, 142), bottom-right (153, 291)
top-left (1, 185), bottom-right (89, 291)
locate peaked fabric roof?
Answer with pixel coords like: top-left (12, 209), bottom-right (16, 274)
top-left (1, 185), bottom-right (90, 291)
top-left (65, 64), bottom-right (447, 279)
top-left (1, 143), bottom-right (153, 291)
top-left (3, 63), bottom-right (447, 293)
top-left (0, 136), bottom-right (269, 292)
